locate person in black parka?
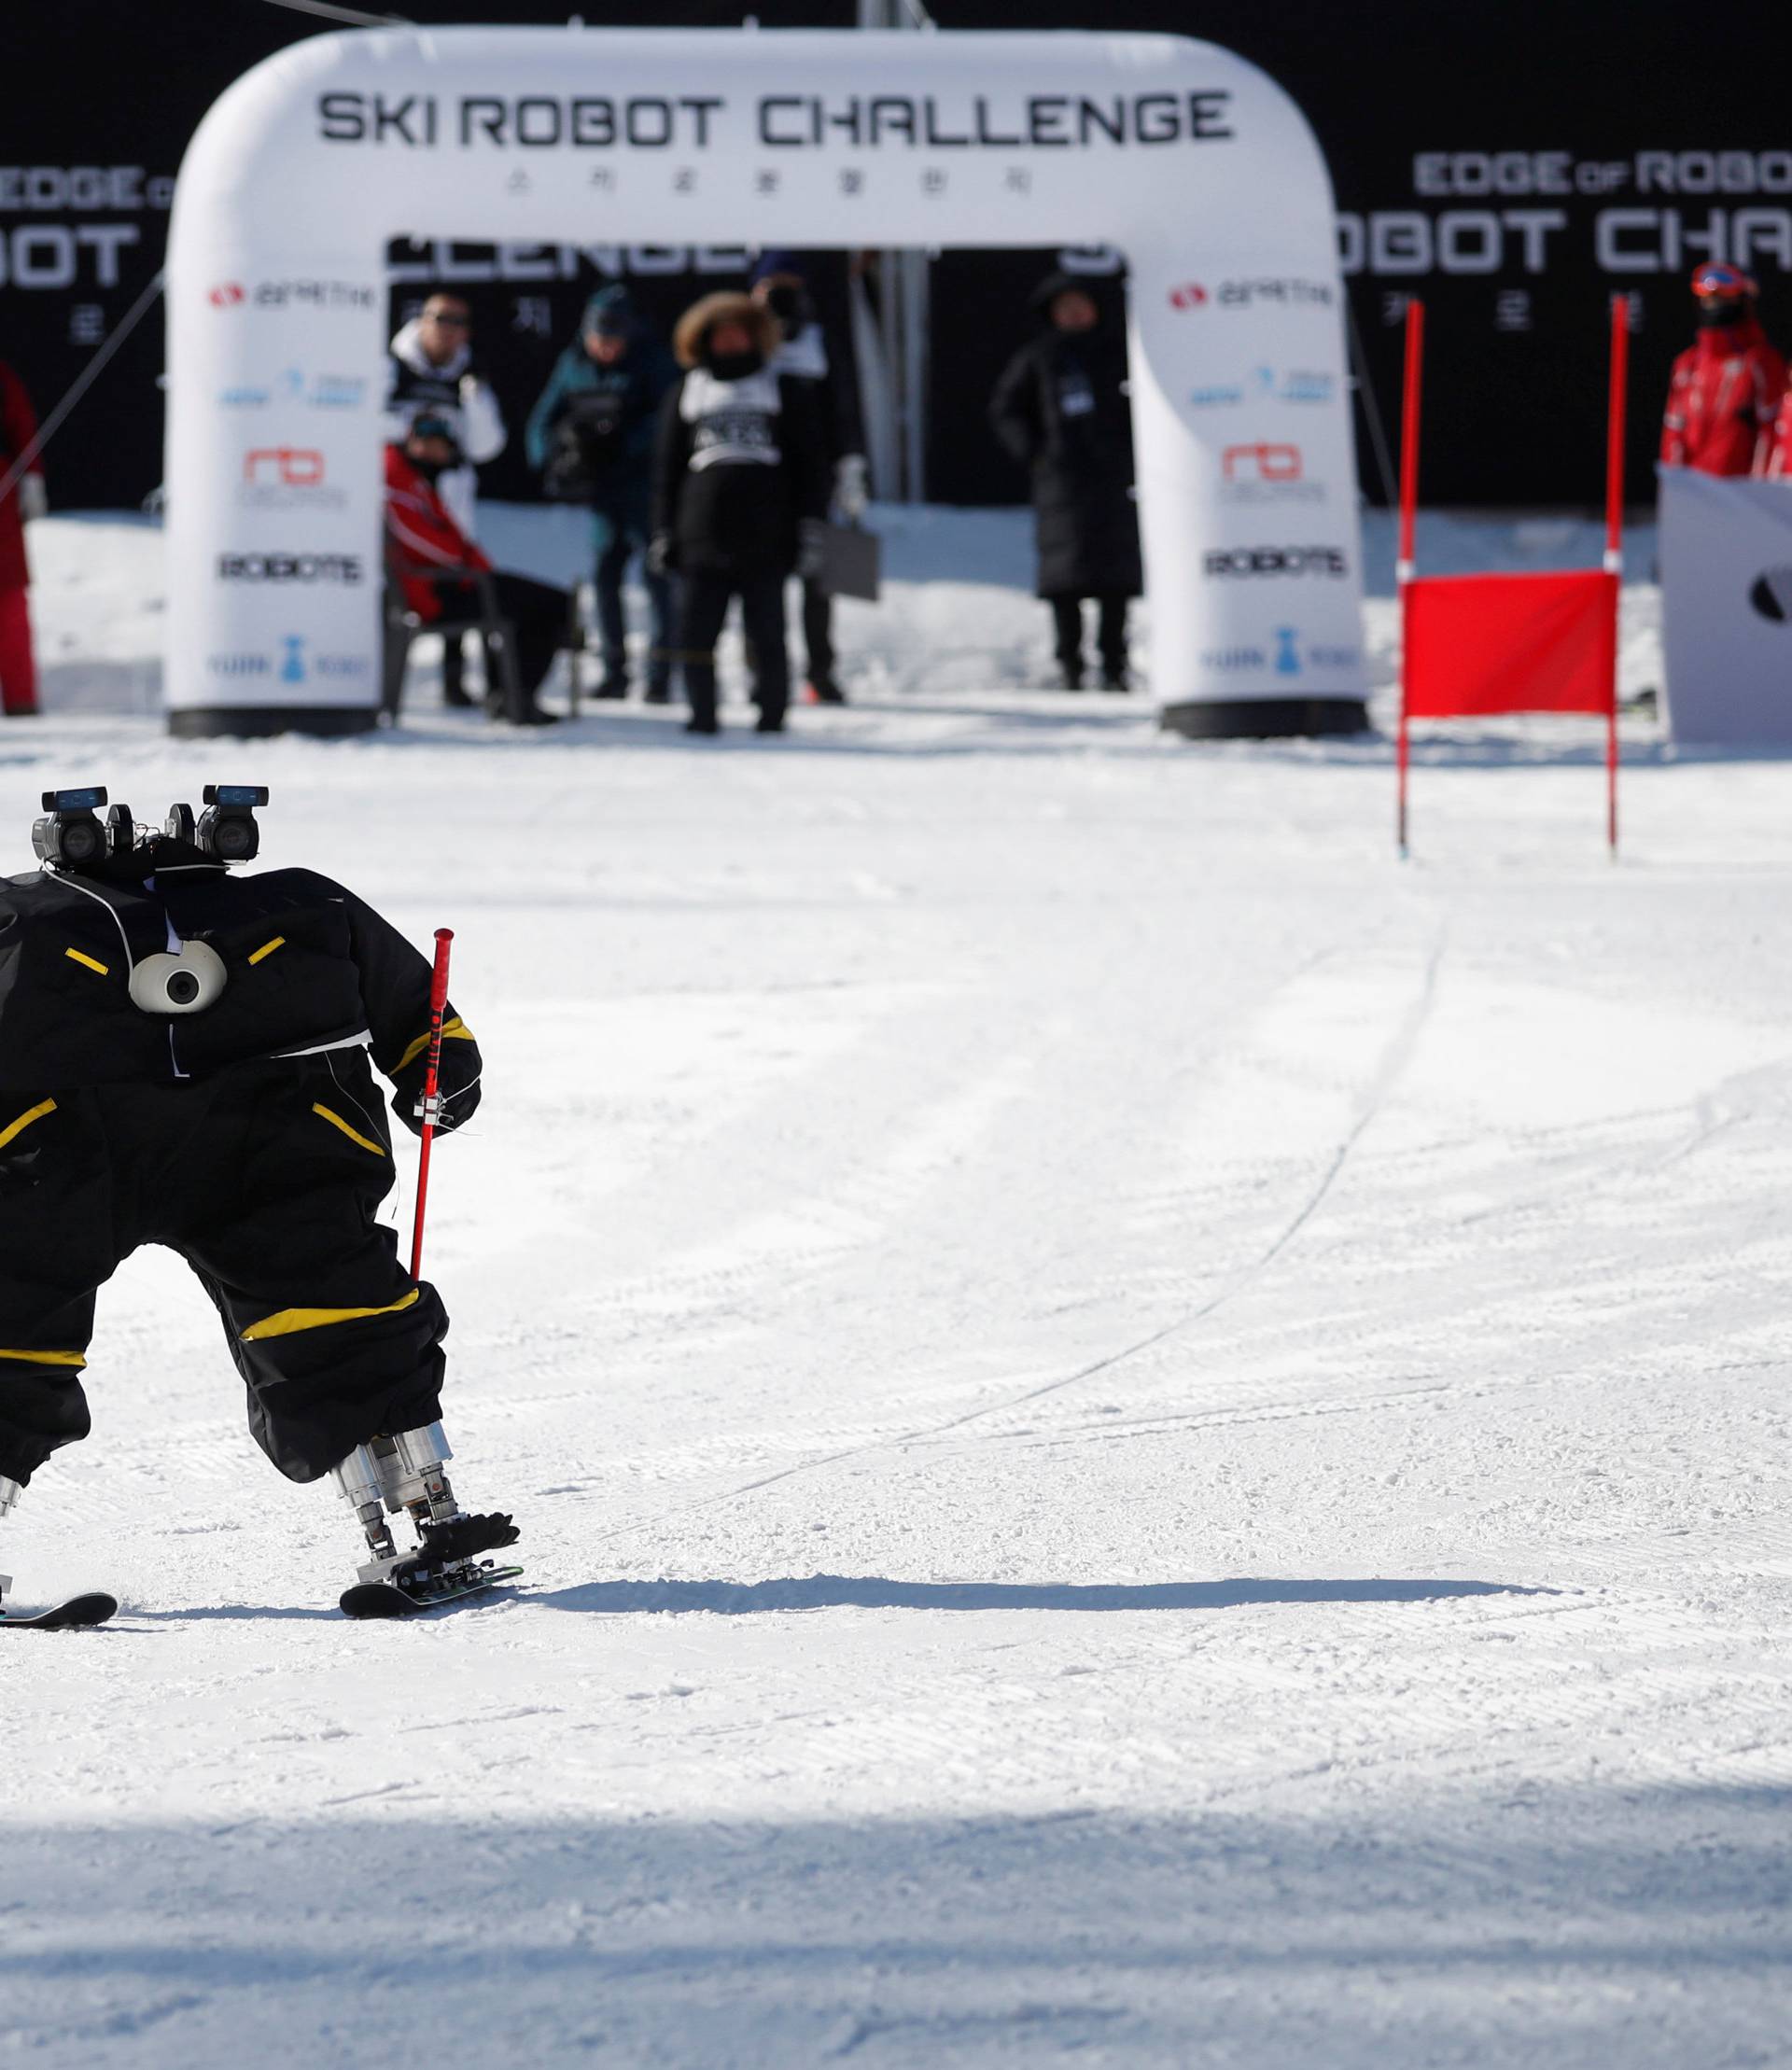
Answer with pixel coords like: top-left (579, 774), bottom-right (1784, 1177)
top-left (651, 291), bottom-right (831, 736)
top-left (989, 272), bottom-right (1142, 692)
top-left (0, 794), bottom-right (516, 1601)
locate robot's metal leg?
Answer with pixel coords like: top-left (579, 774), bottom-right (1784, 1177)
top-left (329, 1444), bottom-right (400, 1564)
top-left (329, 1425), bottom-right (466, 1582)
top-left (384, 1422), bottom-right (462, 1533)
top-left (0, 1474), bottom-right (17, 1610)
top-left (329, 1426), bottom-right (516, 1593)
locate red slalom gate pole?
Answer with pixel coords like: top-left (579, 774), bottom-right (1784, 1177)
top-left (410, 927), bottom-right (455, 1282)
top-left (1396, 298), bottom-right (1426, 857)
top-left (1603, 297), bottom-right (1630, 859)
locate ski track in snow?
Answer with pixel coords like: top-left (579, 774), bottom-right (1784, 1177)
top-left (7, 509), bottom-right (1792, 2065)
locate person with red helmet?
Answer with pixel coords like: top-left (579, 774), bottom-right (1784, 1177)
top-left (1661, 264), bottom-right (1785, 477)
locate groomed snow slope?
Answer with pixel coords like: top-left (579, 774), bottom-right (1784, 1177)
top-left (7, 512), bottom-right (1792, 2067)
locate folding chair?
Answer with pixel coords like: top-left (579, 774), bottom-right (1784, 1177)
top-left (382, 544), bottom-right (525, 723)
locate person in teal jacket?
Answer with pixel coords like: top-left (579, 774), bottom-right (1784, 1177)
top-left (525, 287), bottom-right (678, 702)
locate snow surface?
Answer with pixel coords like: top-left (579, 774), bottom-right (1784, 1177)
top-left (8, 508), bottom-right (1792, 2067)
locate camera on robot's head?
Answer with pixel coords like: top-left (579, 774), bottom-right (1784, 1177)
top-left (183, 784), bottom-right (269, 865)
top-left (32, 788), bottom-right (129, 871)
top-left (33, 783), bottom-right (270, 873)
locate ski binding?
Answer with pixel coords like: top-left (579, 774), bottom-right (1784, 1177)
top-left (341, 1559), bottom-right (523, 1619)
top-left (339, 1508), bottom-right (522, 1618)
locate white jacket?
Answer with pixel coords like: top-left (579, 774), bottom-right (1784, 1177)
top-left (383, 318), bottom-right (507, 538)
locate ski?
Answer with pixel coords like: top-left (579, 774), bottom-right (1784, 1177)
top-left (0, 1590), bottom-right (119, 1631)
top-left (340, 1561), bottom-right (524, 1620)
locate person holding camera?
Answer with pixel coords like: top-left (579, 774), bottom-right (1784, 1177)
top-left (385, 415), bottom-right (567, 726)
top-left (385, 292), bottom-right (508, 709)
top-left (749, 252), bottom-right (869, 706)
top-left (0, 786), bottom-right (516, 1613)
top-left (525, 287), bottom-right (678, 703)
top-left (651, 292), bottom-right (830, 736)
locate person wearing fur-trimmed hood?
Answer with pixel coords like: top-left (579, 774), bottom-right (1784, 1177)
top-left (651, 292), bottom-right (830, 736)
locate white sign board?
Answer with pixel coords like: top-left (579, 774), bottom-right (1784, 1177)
top-left (1660, 467), bottom-right (1792, 746)
top-left (167, 26), bottom-right (1365, 735)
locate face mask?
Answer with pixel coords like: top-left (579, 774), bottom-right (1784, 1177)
top-left (410, 449), bottom-right (453, 483)
top-left (764, 282), bottom-right (806, 329)
top-left (1699, 299), bottom-right (1746, 329)
top-left (706, 348), bottom-right (763, 382)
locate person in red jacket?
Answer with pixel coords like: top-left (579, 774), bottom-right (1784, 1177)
top-left (0, 362), bottom-right (46, 718)
top-left (385, 416), bottom-right (567, 725)
top-left (1661, 264), bottom-right (1785, 477)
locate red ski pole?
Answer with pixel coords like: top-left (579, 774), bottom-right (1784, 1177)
top-left (410, 927), bottom-right (455, 1281)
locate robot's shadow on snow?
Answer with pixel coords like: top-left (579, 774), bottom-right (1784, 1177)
top-left (116, 1578), bottom-right (1549, 1623)
top-left (534, 1575), bottom-right (1548, 1616)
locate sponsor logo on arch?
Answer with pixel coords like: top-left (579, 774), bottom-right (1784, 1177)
top-left (235, 447), bottom-right (346, 511)
top-left (1199, 627), bottom-right (1360, 678)
top-left (1219, 443), bottom-right (1326, 504)
top-left (217, 551), bottom-right (364, 584)
top-left (1204, 546), bottom-right (1350, 579)
top-left (203, 638), bottom-right (371, 683)
top-left (220, 370), bottom-right (368, 410)
top-left (1168, 276), bottom-right (1334, 312)
top-left (1188, 369), bottom-right (1337, 410)
top-left (208, 278), bottom-right (376, 311)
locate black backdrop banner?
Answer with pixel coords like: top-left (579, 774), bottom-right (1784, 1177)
top-left (5, 0), bottom-right (1781, 511)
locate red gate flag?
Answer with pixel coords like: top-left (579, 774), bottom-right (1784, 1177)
top-left (1403, 568), bottom-right (1617, 719)
top-left (1396, 296), bottom-right (1628, 855)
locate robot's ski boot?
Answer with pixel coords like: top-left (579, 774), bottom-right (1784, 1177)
top-left (329, 1424), bottom-right (520, 1602)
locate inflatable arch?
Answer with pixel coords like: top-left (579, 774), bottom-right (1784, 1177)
top-left (166, 26), bottom-right (1366, 736)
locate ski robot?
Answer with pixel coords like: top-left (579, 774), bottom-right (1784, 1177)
top-left (0, 786), bottom-right (517, 1625)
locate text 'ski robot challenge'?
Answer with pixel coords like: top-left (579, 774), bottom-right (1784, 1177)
top-left (0, 785), bottom-right (519, 1623)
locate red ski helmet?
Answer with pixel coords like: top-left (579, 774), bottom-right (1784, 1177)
top-left (1691, 262), bottom-right (1758, 301)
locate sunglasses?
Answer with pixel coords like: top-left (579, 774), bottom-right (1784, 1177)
top-left (423, 309), bottom-right (470, 328)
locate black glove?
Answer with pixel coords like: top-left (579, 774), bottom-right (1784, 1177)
top-left (647, 531), bottom-right (678, 578)
top-left (390, 1034), bottom-right (482, 1139)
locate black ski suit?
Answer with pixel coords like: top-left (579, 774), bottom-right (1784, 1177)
top-left (0, 839), bottom-right (481, 1490)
